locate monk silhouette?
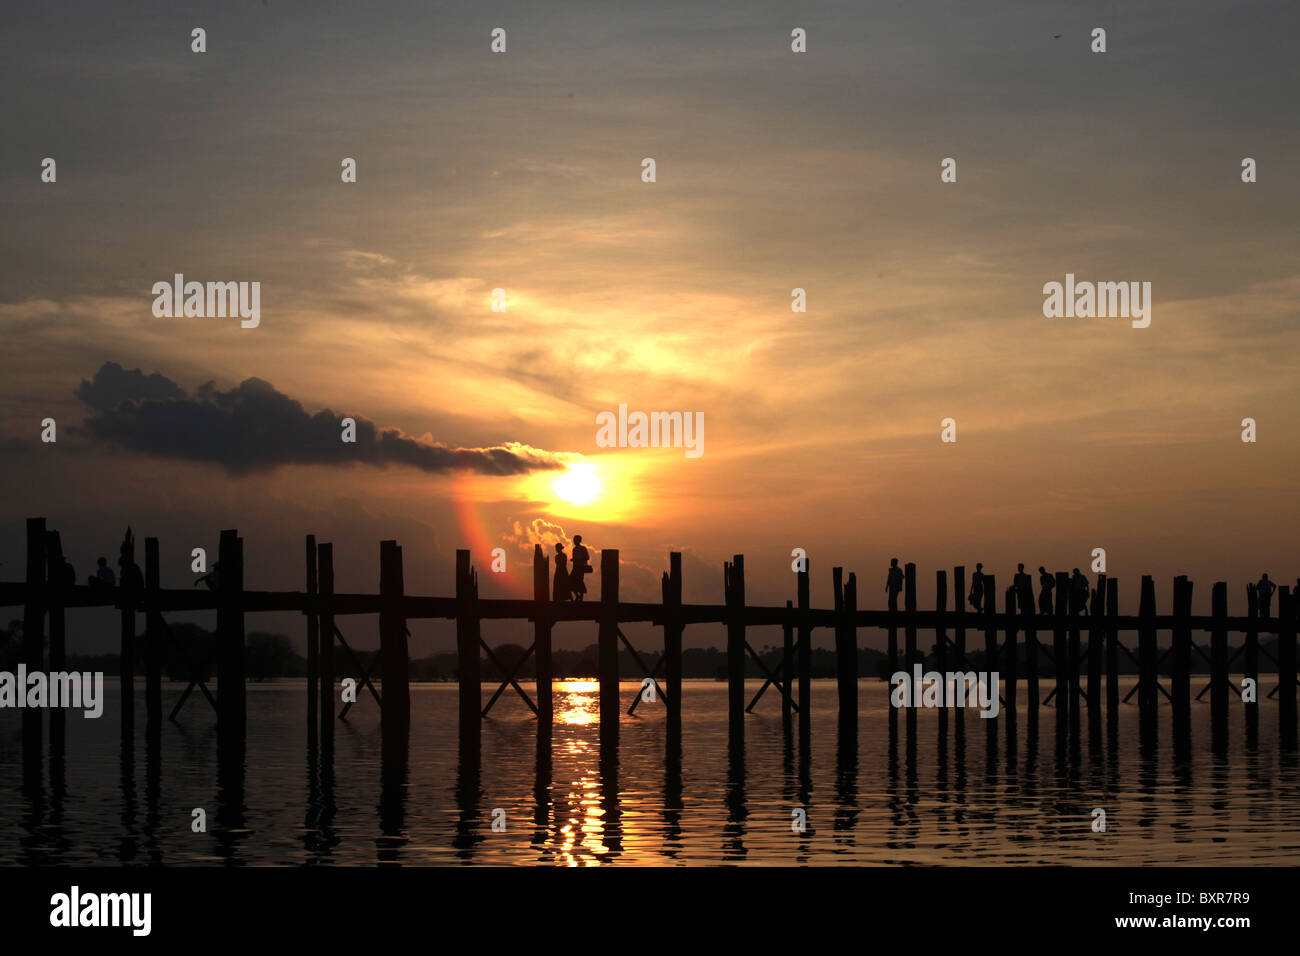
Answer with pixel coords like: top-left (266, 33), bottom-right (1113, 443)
top-left (1070, 568), bottom-right (1090, 615)
top-left (885, 558), bottom-right (904, 611)
top-left (1258, 573), bottom-right (1277, 619)
top-left (968, 562), bottom-right (985, 612)
top-left (569, 535), bottom-right (591, 602)
top-left (89, 556), bottom-right (116, 588)
top-left (553, 542), bottom-right (571, 602)
top-left (1037, 566), bottom-right (1054, 615)
top-left (1015, 563), bottom-right (1034, 614)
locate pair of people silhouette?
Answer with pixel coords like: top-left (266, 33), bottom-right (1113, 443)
top-left (553, 535), bottom-right (591, 602)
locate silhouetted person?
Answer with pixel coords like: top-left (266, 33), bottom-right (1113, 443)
top-left (968, 562), bottom-right (985, 613)
top-left (119, 543), bottom-right (144, 592)
top-left (1258, 573), bottom-right (1277, 618)
top-left (570, 535), bottom-right (591, 602)
top-left (90, 556), bottom-right (116, 589)
top-left (195, 562), bottom-right (222, 590)
top-left (885, 558), bottom-right (904, 611)
top-left (1037, 566), bottom-right (1054, 615)
top-left (553, 543), bottom-right (571, 602)
top-left (1015, 563), bottom-right (1033, 614)
top-left (1071, 568), bottom-right (1090, 615)
top-left (56, 556), bottom-right (76, 588)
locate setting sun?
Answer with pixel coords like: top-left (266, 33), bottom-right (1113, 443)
top-left (553, 463), bottom-right (602, 506)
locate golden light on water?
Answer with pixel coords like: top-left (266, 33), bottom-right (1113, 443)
top-left (554, 680), bottom-right (600, 725)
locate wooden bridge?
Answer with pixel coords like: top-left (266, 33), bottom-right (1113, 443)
top-left (3, 517), bottom-right (1297, 781)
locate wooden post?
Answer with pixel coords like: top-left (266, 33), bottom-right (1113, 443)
top-left (1210, 581), bottom-right (1228, 746)
top-left (1171, 576), bottom-right (1192, 732)
top-left (144, 537), bottom-right (163, 748)
top-left (456, 550), bottom-right (481, 759)
top-left (953, 565), bottom-right (966, 669)
top-left (1088, 574), bottom-right (1105, 716)
top-left (725, 555), bottom-right (746, 749)
top-left (534, 544), bottom-right (553, 734)
top-left (379, 540), bottom-right (409, 744)
top-left (1105, 578), bottom-right (1119, 723)
top-left (1024, 573), bottom-right (1039, 709)
top-left (983, 574), bottom-right (998, 681)
top-left (936, 570), bottom-right (948, 735)
top-left (664, 552), bottom-right (684, 745)
top-left (1245, 583), bottom-right (1259, 744)
top-left (838, 571), bottom-right (858, 724)
top-left (1279, 586), bottom-right (1297, 746)
top-left (887, 563), bottom-right (901, 679)
top-left (45, 529), bottom-right (66, 761)
top-left (23, 519), bottom-right (46, 771)
top-left (797, 559), bottom-right (811, 747)
top-left (1067, 575), bottom-right (1081, 728)
top-left (120, 528), bottom-right (137, 744)
top-left (216, 529), bottom-right (245, 754)
top-left (599, 549), bottom-right (620, 752)
top-left (318, 543), bottom-right (335, 753)
top-left (306, 536), bottom-right (318, 749)
top-left (903, 563), bottom-right (917, 674)
top-left (1004, 584), bottom-right (1018, 720)
top-left (1137, 575), bottom-right (1157, 715)
top-left (1053, 571), bottom-right (1069, 726)
top-left (782, 598), bottom-right (794, 728)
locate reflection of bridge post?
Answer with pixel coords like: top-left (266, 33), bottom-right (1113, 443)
top-left (599, 549), bottom-right (620, 756)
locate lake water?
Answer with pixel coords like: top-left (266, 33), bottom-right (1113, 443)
top-left (2, 678), bottom-right (1298, 865)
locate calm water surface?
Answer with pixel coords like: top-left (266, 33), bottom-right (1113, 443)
top-left (2, 678), bottom-right (1298, 865)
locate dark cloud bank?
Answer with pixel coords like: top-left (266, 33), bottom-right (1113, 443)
top-left (76, 362), bottom-right (567, 476)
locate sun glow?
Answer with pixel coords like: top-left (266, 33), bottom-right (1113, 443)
top-left (553, 463), bottom-right (602, 506)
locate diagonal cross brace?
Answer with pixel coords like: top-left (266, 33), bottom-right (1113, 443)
top-left (618, 627), bottom-right (669, 715)
top-left (335, 624), bottom-right (383, 717)
top-left (481, 640), bottom-right (538, 717)
top-left (166, 619), bottom-right (218, 721)
top-left (744, 641), bottom-right (799, 714)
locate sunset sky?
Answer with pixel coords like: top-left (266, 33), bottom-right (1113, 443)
top-left (2, 1), bottom-right (1297, 656)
